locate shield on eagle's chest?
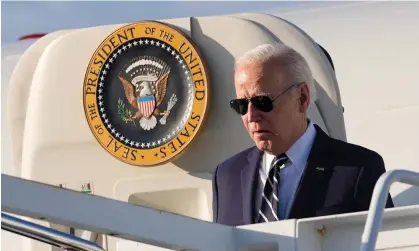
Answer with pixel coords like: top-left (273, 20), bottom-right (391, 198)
top-left (138, 95), bottom-right (156, 118)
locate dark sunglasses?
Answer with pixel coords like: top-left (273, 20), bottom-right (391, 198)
top-left (230, 83), bottom-right (301, 115)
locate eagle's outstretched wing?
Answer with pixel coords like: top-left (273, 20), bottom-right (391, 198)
top-left (118, 74), bottom-right (137, 109)
top-left (155, 71), bottom-right (170, 106)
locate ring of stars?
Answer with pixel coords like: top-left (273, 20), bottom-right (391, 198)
top-left (96, 39), bottom-right (194, 149)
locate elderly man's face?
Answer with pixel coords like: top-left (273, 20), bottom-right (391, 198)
top-left (234, 60), bottom-right (310, 154)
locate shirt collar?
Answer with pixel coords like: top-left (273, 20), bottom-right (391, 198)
top-left (265, 121), bottom-right (317, 172)
top-left (286, 121), bottom-right (316, 172)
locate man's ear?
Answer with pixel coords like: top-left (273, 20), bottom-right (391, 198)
top-left (298, 83), bottom-right (310, 112)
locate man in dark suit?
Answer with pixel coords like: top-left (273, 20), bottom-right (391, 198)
top-left (212, 43), bottom-right (393, 226)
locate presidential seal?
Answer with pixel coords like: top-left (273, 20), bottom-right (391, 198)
top-left (83, 21), bottom-right (210, 166)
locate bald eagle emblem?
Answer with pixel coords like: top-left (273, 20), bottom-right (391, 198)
top-left (117, 56), bottom-right (178, 130)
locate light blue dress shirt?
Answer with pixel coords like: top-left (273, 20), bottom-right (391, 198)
top-left (258, 121), bottom-right (317, 220)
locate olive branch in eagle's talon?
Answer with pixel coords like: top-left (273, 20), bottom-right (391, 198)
top-left (117, 98), bottom-right (136, 126)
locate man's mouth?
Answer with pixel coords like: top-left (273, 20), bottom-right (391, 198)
top-left (253, 130), bottom-right (273, 137)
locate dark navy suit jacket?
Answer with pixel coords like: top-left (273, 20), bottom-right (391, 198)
top-left (212, 125), bottom-right (394, 226)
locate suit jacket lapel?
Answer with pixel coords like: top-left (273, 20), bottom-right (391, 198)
top-left (288, 125), bottom-right (333, 219)
top-left (241, 147), bottom-right (263, 224)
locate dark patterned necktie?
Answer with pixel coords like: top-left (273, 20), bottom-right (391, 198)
top-left (258, 153), bottom-right (288, 223)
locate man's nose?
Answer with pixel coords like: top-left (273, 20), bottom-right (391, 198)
top-left (247, 102), bottom-right (261, 123)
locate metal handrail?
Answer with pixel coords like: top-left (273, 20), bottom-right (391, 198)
top-left (360, 169), bottom-right (419, 251)
top-left (1, 174), bottom-right (235, 251)
top-left (1, 213), bottom-right (105, 251)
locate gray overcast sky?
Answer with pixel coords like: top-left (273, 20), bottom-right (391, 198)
top-left (1, 1), bottom-right (334, 45)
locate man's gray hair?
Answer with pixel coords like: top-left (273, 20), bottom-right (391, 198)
top-left (235, 43), bottom-right (317, 102)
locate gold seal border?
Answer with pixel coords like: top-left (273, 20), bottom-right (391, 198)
top-left (83, 21), bottom-right (210, 167)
